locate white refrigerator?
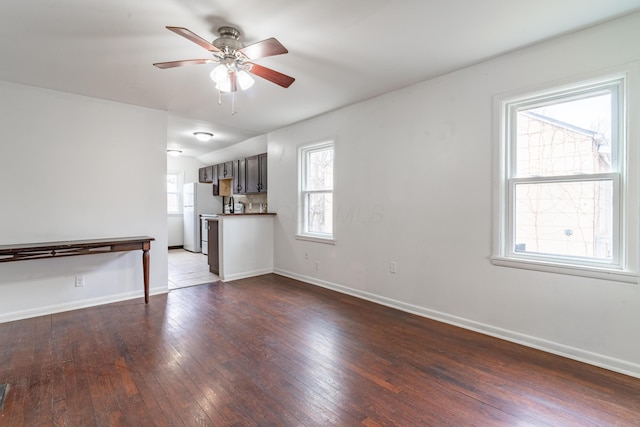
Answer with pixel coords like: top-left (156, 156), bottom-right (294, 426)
top-left (183, 183), bottom-right (221, 252)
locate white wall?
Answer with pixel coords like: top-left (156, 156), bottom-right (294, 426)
top-left (198, 134), bottom-right (267, 165)
top-left (269, 12), bottom-right (640, 377)
top-left (0, 82), bottom-right (168, 322)
top-left (167, 155), bottom-right (205, 247)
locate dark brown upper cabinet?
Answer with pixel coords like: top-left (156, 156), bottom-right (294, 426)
top-left (198, 166), bottom-right (214, 183)
top-left (233, 159), bottom-right (246, 195)
top-left (217, 161), bottom-right (233, 180)
top-left (211, 164), bottom-right (220, 196)
top-left (259, 153), bottom-right (268, 193)
top-left (246, 153), bottom-right (267, 193)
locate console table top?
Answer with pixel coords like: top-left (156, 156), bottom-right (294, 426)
top-left (0, 236), bottom-right (155, 254)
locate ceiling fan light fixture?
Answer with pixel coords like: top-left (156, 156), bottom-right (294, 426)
top-left (237, 70), bottom-right (255, 90)
top-left (193, 131), bottom-right (213, 141)
top-left (210, 64), bottom-right (229, 84)
top-left (215, 80), bottom-right (232, 93)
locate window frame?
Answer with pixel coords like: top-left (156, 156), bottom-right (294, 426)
top-left (167, 172), bottom-right (182, 215)
top-left (296, 140), bottom-right (336, 244)
top-left (492, 71), bottom-right (639, 283)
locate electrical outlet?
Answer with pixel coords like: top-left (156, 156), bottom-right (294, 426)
top-left (305, 252), bottom-right (309, 260)
top-left (75, 275), bottom-right (85, 287)
top-left (315, 261), bottom-right (320, 270)
top-left (389, 262), bottom-right (397, 274)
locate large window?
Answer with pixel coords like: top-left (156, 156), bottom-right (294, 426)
top-left (493, 73), bottom-right (637, 281)
top-left (298, 141), bottom-right (335, 243)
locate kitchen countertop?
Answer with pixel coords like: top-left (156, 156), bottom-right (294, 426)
top-left (208, 213), bottom-right (276, 218)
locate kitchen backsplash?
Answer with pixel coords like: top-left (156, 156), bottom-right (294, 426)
top-left (234, 193), bottom-right (268, 213)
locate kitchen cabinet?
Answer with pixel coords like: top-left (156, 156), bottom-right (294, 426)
top-left (259, 153), bottom-right (268, 192)
top-left (198, 166), bottom-right (214, 183)
top-left (217, 161), bottom-right (233, 180)
top-left (211, 164), bottom-right (219, 196)
top-left (246, 153), bottom-right (267, 193)
top-left (232, 159), bottom-right (246, 194)
top-left (203, 153), bottom-right (266, 195)
top-left (207, 218), bottom-right (219, 274)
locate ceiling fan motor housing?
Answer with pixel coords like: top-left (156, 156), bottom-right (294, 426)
top-left (213, 26), bottom-right (244, 54)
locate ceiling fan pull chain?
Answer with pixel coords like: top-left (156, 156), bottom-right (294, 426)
top-left (232, 91), bottom-right (237, 115)
top-left (218, 89), bottom-right (222, 106)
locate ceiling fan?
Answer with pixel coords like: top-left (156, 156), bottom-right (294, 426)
top-left (153, 26), bottom-right (295, 93)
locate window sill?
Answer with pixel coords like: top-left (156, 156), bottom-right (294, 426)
top-left (490, 256), bottom-right (638, 284)
top-left (295, 234), bottom-right (336, 245)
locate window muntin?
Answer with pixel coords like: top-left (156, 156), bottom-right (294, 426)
top-left (299, 142), bottom-right (334, 240)
top-left (502, 77), bottom-right (624, 269)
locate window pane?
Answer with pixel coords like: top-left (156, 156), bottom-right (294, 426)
top-left (514, 180), bottom-right (613, 260)
top-left (306, 193), bottom-right (333, 234)
top-left (306, 147), bottom-right (333, 191)
top-left (167, 193), bottom-right (179, 213)
top-left (167, 174), bottom-right (178, 192)
top-left (516, 93), bottom-right (612, 177)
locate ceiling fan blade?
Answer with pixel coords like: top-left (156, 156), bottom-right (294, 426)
top-left (166, 26), bottom-right (220, 52)
top-left (153, 59), bottom-right (215, 69)
top-left (239, 38), bottom-right (288, 60)
top-left (246, 63), bottom-right (295, 88)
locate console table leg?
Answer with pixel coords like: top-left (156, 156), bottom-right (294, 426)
top-left (143, 249), bottom-right (150, 304)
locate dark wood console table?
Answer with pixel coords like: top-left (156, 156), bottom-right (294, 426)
top-left (0, 236), bottom-right (155, 304)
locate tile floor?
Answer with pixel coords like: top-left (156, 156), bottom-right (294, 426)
top-left (168, 248), bottom-right (219, 290)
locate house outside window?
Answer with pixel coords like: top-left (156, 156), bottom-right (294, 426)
top-left (297, 141), bottom-right (335, 243)
top-left (493, 72), bottom-right (638, 282)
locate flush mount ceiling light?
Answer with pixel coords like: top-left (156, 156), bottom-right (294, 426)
top-left (153, 26), bottom-right (295, 114)
top-left (193, 131), bottom-right (213, 142)
top-left (167, 149), bottom-right (182, 156)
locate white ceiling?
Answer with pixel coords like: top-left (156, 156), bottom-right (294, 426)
top-left (2, 0), bottom-right (640, 158)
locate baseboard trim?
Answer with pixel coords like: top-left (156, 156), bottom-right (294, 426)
top-left (274, 268), bottom-right (640, 379)
top-left (221, 267), bottom-right (274, 282)
top-left (0, 286), bottom-right (169, 324)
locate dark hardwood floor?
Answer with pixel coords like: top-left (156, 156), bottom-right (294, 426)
top-left (1, 274), bottom-right (639, 426)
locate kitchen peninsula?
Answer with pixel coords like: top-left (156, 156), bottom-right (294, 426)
top-left (206, 213), bottom-right (275, 281)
